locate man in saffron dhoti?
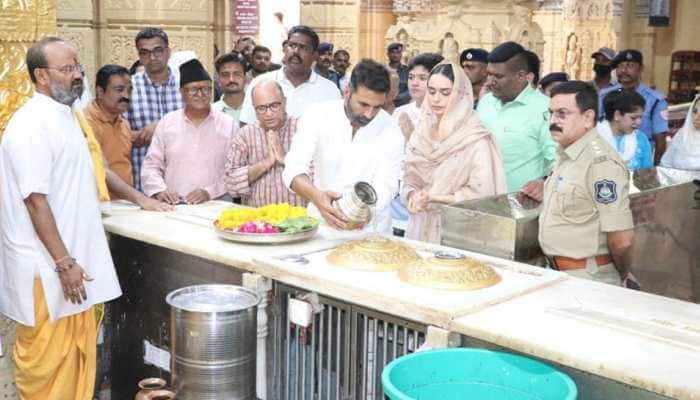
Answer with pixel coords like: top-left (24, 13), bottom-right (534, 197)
top-left (0, 37), bottom-right (122, 400)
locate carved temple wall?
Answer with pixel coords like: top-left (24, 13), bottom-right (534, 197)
top-left (2, 0), bottom-right (700, 129)
top-left (299, 0), bottom-right (695, 94)
top-left (55, 0), bottom-right (228, 85)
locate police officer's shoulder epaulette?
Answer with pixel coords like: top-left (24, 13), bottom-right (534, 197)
top-left (588, 139), bottom-right (610, 164)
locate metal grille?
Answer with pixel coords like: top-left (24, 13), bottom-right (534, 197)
top-left (271, 283), bottom-right (426, 400)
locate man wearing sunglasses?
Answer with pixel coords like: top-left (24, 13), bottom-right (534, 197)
top-left (141, 59), bottom-right (237, 205)
top-left (239, 25), bottom-right (341, 126)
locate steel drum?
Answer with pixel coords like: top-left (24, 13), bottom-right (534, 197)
top-left (166, 285), bottom-right (260, 400)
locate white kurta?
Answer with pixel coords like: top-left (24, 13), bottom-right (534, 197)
top-left (239, 68), bottom-right (341, 125)
top-left (0, 93), bottom-right (122, 326)
top-left (392, 101), bottom-right (421, 129)
top-left (283, 99), bottom-right (405, 239)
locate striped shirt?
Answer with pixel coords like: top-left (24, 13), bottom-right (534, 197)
top-left (125, 70), bottom-right (183, 191)
top-left (225, 117), bottom-right (307, 207)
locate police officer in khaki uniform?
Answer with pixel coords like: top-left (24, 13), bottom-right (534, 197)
top-left (538, 81), bottom-right (635, 286)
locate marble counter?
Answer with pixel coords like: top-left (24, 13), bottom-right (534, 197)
top-left (102, 201), bottom-right (700, 399)
top-left (102, 201), bottom-right (564, 327)
top-left (101, 201), bottom-right (345, 271)
top-left (451, 278), bottom-right (700, 400)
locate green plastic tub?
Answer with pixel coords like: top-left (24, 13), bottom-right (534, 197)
top-left (382, 348), bottom-right (577, 399)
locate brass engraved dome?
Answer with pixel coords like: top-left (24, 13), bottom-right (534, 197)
top-left (399, 251), bottom-right (501, 290)
top-left (326, 236), bottom-right (421, 271)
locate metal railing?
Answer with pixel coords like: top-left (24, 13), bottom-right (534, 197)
top-left (270, 283), bottom-right (426, 400)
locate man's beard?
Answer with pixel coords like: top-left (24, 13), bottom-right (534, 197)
top-left (344, 97), bottom-right (372, 127)
top-left (49, 79), bottom-right (83, 106)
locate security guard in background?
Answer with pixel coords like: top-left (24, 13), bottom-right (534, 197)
top-left (598, 49), bottom-right (668, 165)
top-left (460, 48), bottom-right (489, 106)
top-left (539, 81), bottom-right (636, 287)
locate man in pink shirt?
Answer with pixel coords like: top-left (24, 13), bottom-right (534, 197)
top-left (141, 59), bottom-right (236, 204)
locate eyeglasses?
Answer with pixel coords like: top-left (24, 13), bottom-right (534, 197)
top-left (184, 86), bottom-right (212, 96)
top-left (40, 63), bottom-right (84, 76)
top-left (138, 47), bottom-right (167, 58)
top-left (286, 41), bottom-right (313, 53)
top-left (254, 101), bottom-right (283, 114)
top-left (543, 109), bottom-right (576, 121)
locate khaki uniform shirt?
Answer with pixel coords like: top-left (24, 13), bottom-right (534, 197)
top-left (538, 129), bottom-right (634, 259)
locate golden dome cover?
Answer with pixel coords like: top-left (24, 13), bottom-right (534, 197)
top-left (326, 236), bottom-right (420, 271)
top-left (399, 251), bottom-right (501, 291)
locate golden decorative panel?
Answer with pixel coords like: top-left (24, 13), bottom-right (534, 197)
top-left (0, 0), bottom-right (56, 135)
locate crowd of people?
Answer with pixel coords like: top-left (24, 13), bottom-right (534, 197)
top-left (2, 23), bottom-right (700, 399)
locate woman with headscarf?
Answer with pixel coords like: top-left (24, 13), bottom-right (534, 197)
top-left (401, 63), bottom-right (507, 243)
top-left (661, 95), bottom-right (700, 170)
top-left (390, 53), bottom-right (444, 232)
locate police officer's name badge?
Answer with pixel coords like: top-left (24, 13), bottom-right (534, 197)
top-left (594, 180), bottom-right (617, 204)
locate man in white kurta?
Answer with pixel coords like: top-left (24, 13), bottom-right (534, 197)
top-left (282, 59), bottom-right (405, 238)
top-left (0, 91), bottom-right (122, 324)
top-left (239, 25), bottom-right (341, 125)
top-left (0, 37), bottom-right (121, 399)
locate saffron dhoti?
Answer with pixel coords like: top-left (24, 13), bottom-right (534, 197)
top-left (14, 280), bottom-right (97, 400)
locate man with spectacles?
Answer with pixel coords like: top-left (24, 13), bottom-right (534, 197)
top-left (213, 52), bottom-right (246, 125)
top-left (141, 59), bottom-right (237, 205)
top-left (239, 25), bottom-right (341, 126)
top-left (225, 80), bottom-right (306, 207)
top-left (283, 59), bottom-right (405, 238)
top-left (477, 41), bottom-right (557, 196)
top-left (539, 81), bottom-right (636, 287)
top-left (0, 36), bottom-right (122, 399)
top-left (126, 27), bottom-right (183, 192)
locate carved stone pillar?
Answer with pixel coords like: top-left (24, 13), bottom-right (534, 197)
top-left (57, 0), bottom-right (97, 86)
top-left (558, 0), bottom-right (620, 80)
top-left (242, 273), bottom-right (272, 400)
top-left (301, 0), bottom-right (362, 62)
top-left (359, 0), bottom-right (395, 63)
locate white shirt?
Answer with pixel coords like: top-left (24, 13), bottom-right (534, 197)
top-left (338, 74), bottom-right (350, 94)
top-left (0, 93), bottom-right (122, 326)
top-left (392, 101), bottom-right (421, 128)
top-left (239, 68), bottom-right (341, 125)
top-left (282, 99), bottom-right (405, 239)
